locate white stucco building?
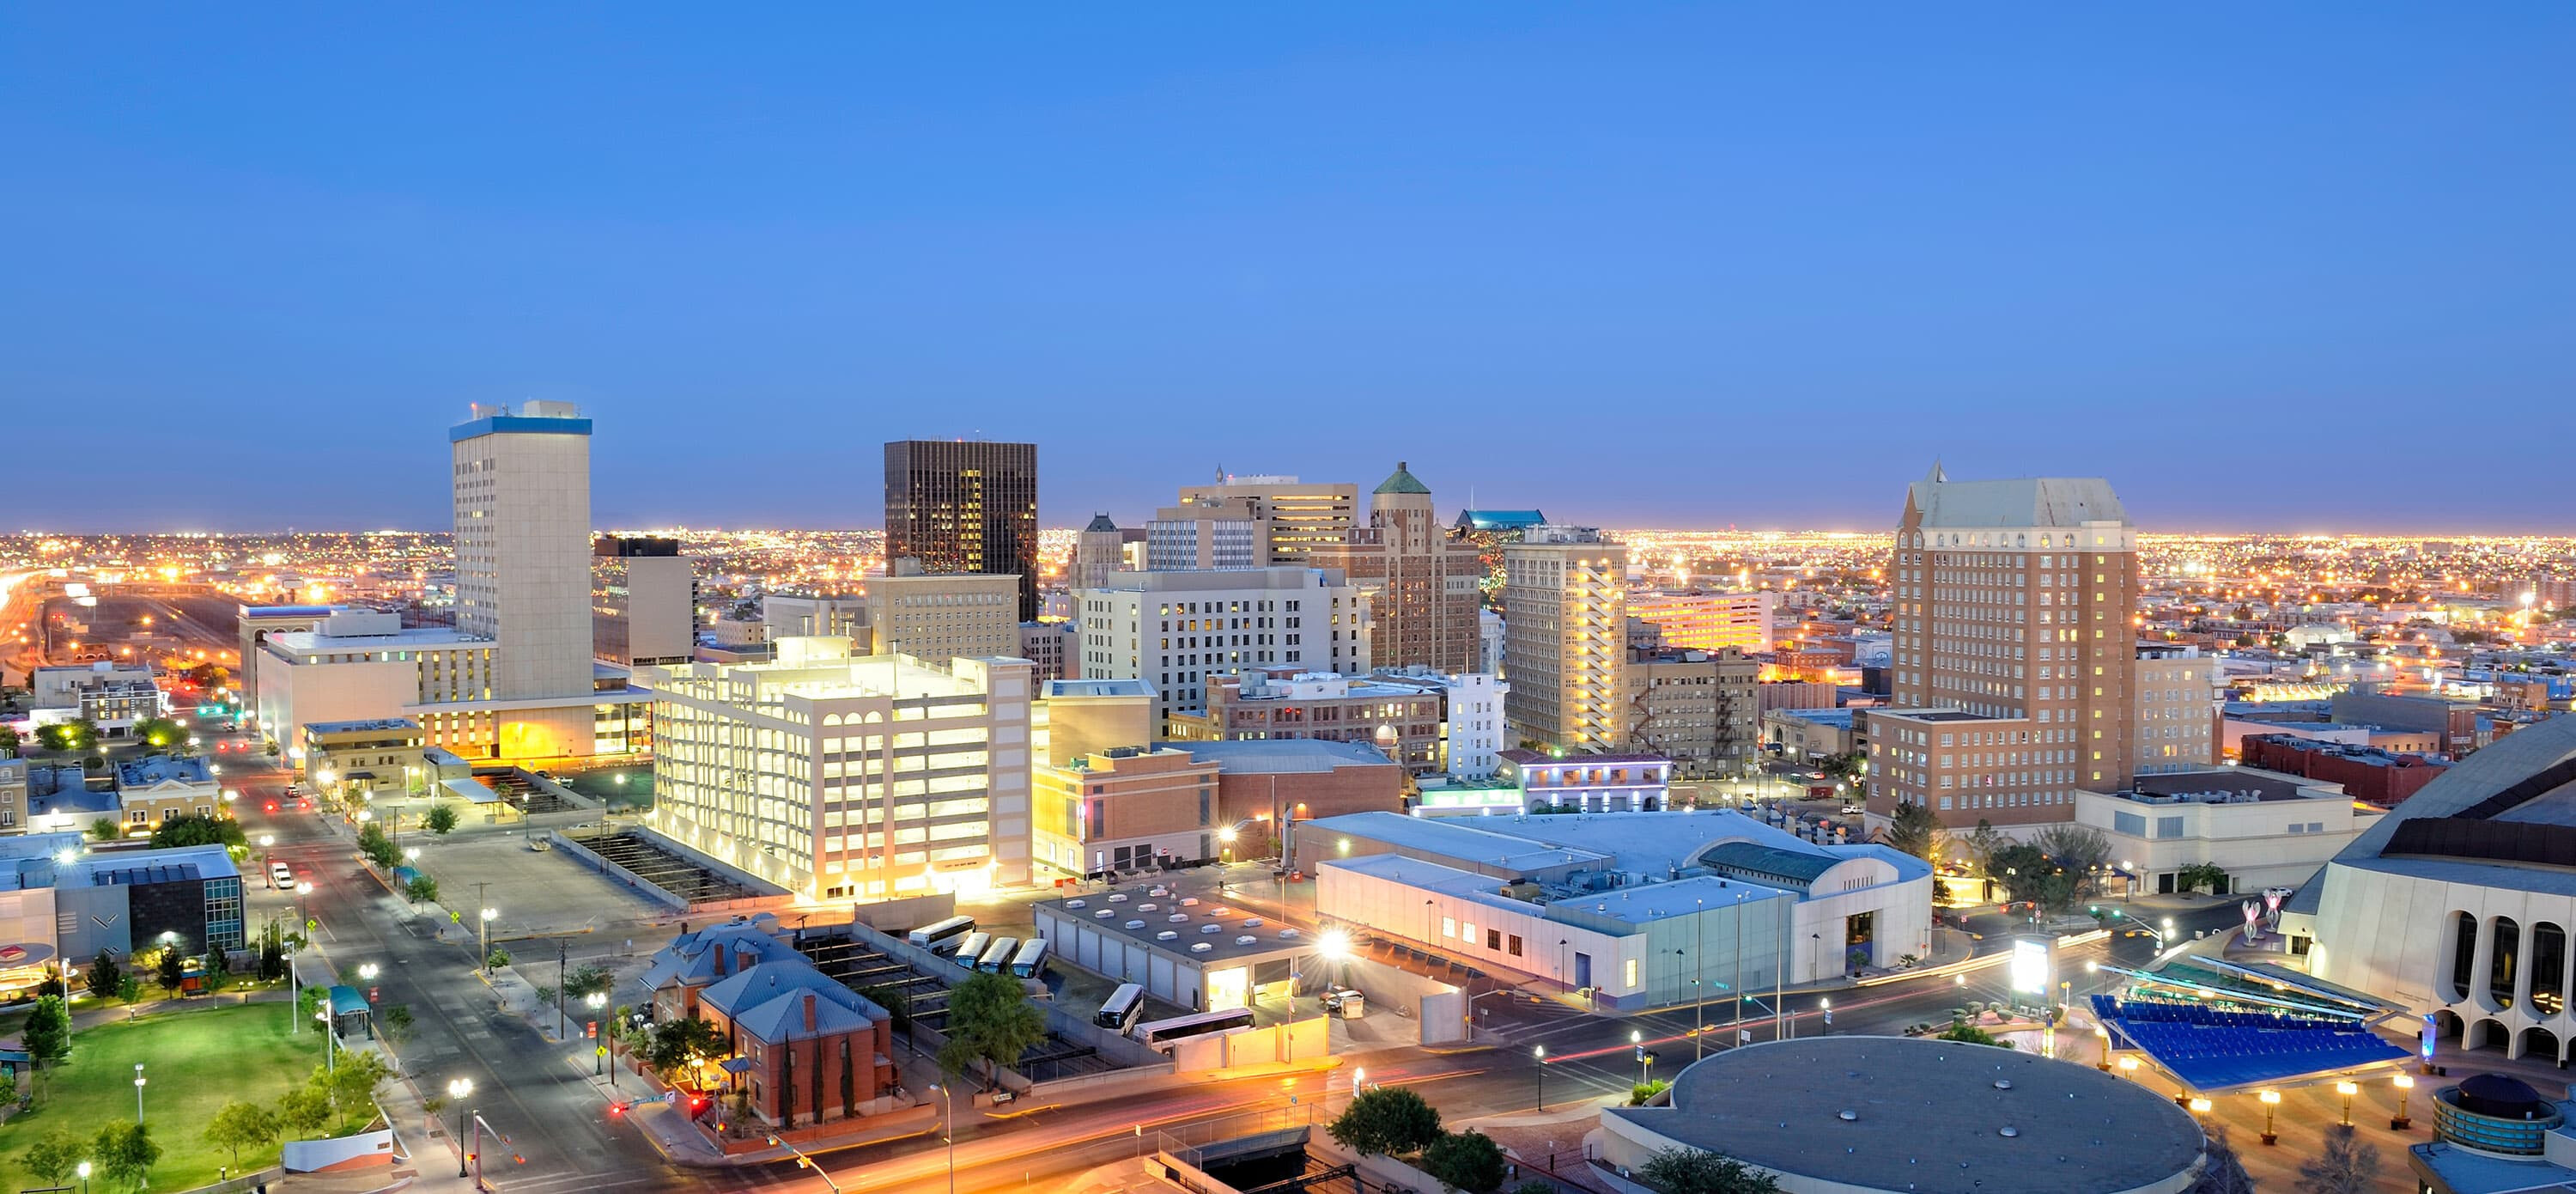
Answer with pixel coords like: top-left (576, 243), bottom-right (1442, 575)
top-left (2075, 766), bottom-right (2379, 897)
top-left (1297, 809), bottom-right (1933, 1008)
top-left (640, 637), bottom-right (1034, 903)
top-left (2294, 715), bottom-right (2576, 1063)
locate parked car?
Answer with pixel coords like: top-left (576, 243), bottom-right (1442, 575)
top-left (270, 862), bottom-right (295, 889)
top-left (1322, 987), bottom-right (1367, 1018)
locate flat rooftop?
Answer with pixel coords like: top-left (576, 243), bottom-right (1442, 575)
top-left (1331, 852), bottom-right (1796, 928)
top-left (268, 626), bottom-right (483, 652)
top-left (2113, 768), bottom-right (2322, 804)
top-left (1169, 739), bottom-right (1397, 773)
top-left (305, 717), bottom-right (422, 734)
top-left (1042, 679), bottom-right (1156, 699)
top-left (1607, 1037), bottom-right (2204, 1194)
top-left (1305, 808), bottom-right (1927, 886)
top-left (1038, 892), bottom-right (1310, 966)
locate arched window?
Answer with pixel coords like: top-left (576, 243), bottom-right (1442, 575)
top-left (2452, 911), bottom-right (2479, 1002)
top-left (2535, 923), bottom-right (2567, 1015)
top-left (2493, 916), bottom-right (2522, 1008)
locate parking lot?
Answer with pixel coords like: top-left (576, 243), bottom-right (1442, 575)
top-left (796, 931), bottom-right (1125, 1081)
top-left (409, 830), bottom-right (674, 939)
top-left (563, 827), bottom-right (770, 905)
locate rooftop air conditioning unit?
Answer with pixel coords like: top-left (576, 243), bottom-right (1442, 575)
top-left (1094, 909), bottom-right (1114, 919)
top-left (1200, 923), bottom-right (1221, 934)
top-left (1168, 913), bottom-right (1188, 923)
top-left (1159, 931), bottom-right (1181, 941)
top-left (1125, 919), bottom-right (1146, 929)
top-left (1190, 942), bottom-right (1213, 953)
top-left (1235, 935), bottom-right (1258, 945)
top-left (1066, 899), bottom-right (1086, 909)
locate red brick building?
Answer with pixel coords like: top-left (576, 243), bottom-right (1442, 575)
top-left (2239, 734), bottom-right (2450, 807)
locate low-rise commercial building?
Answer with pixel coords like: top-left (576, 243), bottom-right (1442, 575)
top-left (641, 637), bottom-right (1035, 903)
top-left (1033, 745), bottom-right (1223, 880)
top-left (1035, 892), bottom-right (1310, 1014)
top-left (0, 760), bottom-right (23, 835)
top-left (1495, 749), bottom-right (1671, 813)
top-left (0, 833), bottom-right (246, 999)
top-left (112, 755), bottom-right (222, 831)
top-left (2075, 766), bottom-right (2380, 897)
top-left (300, 718), bottom-right (428, 802)
top-left (636, 917), bottom-right (900, 1128)
top-left (1168, 739), bottom-right (1406, 855)
top-left (1370, 669), bottom-right (1508, 780)
top-left (1299, 809), bottom-right (1932, 1002)
top-left (2239, 734), bottom-right (2450, 807)
top-left (1167, 670), bottom-right (1446, 774)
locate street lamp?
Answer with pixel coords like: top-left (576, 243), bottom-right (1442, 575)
top-left (587, 993), bottom-right (608, 1075)
top-left (2258, 1089), bottom-right (2281, 1145)
top-left (480, 907), bottom-right (498, 971)
top-left (926, 1083), bottom-right (957, 1194)
top-left (2336, 1080), bottom-right (2359, 1127)
top-left (133, 1063), bottom-right (146, 1124)
top-left (2392, 1074), bottom-right (2415, 1130)
top-left (1533, 1045), bottom-right (1546, 1112)
top-left (448, 1079), bottom-right (473, 1178)
top-left (76, 1160), bottom-right (90, 1194)
top-left (2188, 1096), bottom-right (2213, 1116)
top-left (2117, 1056), bottom-right (2141, 1079)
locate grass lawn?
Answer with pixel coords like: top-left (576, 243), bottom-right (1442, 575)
top-left (2, 1002), bottom-right (331, 1191)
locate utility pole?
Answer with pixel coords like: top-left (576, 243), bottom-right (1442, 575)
top-left (557, 938), bottom-right (569, 1040)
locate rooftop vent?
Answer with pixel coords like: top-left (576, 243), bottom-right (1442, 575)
top-left (1200, 923), bottom-right (1222, 934)
top-left (1094, 909), bottom-right (1114, 919)
top-left (1838, 1110), bottom-right (1858, 1122)
top-left (1998, 1126), bottom-right (2020, 1138)
top-left (1066, 899), bottom-right (1087, 909)
top-left (1125, 919), bottom-right (1146, 929)
top-left (1235, 935), bottom-right (1258, 945)
top-left (1994, 1080), bottom-right (2013, 1091)
top-left (1158, 930), bottom-right (1180, 941)
top-left (1190, 941), bottom-right (1213, 953)
top-left (1168, 913), bottom-right (1188, 923)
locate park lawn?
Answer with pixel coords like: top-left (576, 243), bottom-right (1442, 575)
top-left (1, 1002), bottom-right (328, 1191)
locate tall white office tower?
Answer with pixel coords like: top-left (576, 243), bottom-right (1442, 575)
top-left (451, 401), bottom-right (598, 755)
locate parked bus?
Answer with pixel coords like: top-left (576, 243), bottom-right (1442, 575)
top-left (1095, 984), bottom-right (1146, 1032)
top-left (1133, 1008), bottom-right (1257, 1049)
top-left (1009, 937), bottom-right (1050, 979)
top-left (951, 932), bottom-right (993, 969)
top-left (907, 916), bottom-right (977, 953)
top-left (977, 935), bottom-right (1021, 973)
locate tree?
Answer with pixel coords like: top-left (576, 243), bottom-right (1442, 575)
top-left (258, 938), bottom-right (288, 982)
top-left (356, 823), bottom-right (397, 868)
top-left (150, 813), bottom-right (246, 850)
top-left (90, 816), bottom-right (125, 842)
top-left (92, 1121), bottom-right (162, 1191)
top-left (1818, 752), bottom-right (1866, 783)
top-left (424, 804), bottom-right (459, 835)
top-left (117, 972), bottom-right (143, 1005)
top-left (204, 947), bottom-right (234, 994)
top-left (937, 972), bottom-right (1048, 1087)
top-left (485, 946), bottom-right (512, 970)
top-left (1881, 801), bottom-right (1941, 862)
top-left (38, 718), bottom-right (99, 753)
top-left (155, 944), bottom-right (187, 996)
top-left (1635, 1148), bottom-right (1784, 1194)
top-left (2175, 862), bottom-right (2229, 895)
top-left (204, 1099), bottom-right (281, 1168)
top-left (642, 1015), bottom-right (728, 1080)
top-left (0, 1068), bottom-right (15, 1108)
top-left (275, 1084), bottom-right (334, 1137)
top-left (21, 995), bottom-right (70, 1069)
top-left (1422, 1130), bottom-right (1507, 1193)
top-left (858, 984), bottom-right (913, 1034)
top-left (0, 723), bottom-right (19, 758)
top-left (86, 949), bottom-right (125, 999)
top-left (562, 964), bottom-right (616, 999)
top-left (132, 716), bottom-right (191, 752)
top-left (382, 1004), bottom-right (416, 1045)
top-left (1631, 1080), bottom-right (1673, 1105)
top-left (2191, 1124), bottom-right (2255, 1194)
top-left (21, 1130), bottom-right (85, 1185)
top-left (2297, 1123), bottom-right (2382, 1194)
top-left (326, 1051), bottom-right (393, 1124)
top-left (405, 874), bottom-right (440, 905)
top-left (1326, 1086), bottom-right (1443, 1156)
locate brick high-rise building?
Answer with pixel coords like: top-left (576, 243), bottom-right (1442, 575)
top-left (884, 440), bottom-right (1040, 621)
top-left (1307, 463), bottom-right (1485, 674)
top-left (1503, 526), bottom-right (1629, 753)
top-left (1868, 466), bottom-right (2137, 830)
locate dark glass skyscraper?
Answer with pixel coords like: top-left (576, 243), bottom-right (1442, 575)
top-left (884, 440), bottom-right (1040, 621)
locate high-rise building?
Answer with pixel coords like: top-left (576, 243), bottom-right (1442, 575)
top-left (1503, 527), bottom-right (1629, 753)
top-left (1174, 473), bottom-right (1357, 566)
top-left (1145, 496), bottom-right (1267, 571)
top-left (1073, 567), bottom-right (1369, 728)
top-left (1868, 466), bottom-right (2138, 829)
top-left (641, 637), bottom-right (1034, 902)
top-left (1625, 646), bottom-right (1761, 779)
top-left (1072, 514), bottom-right (1127, 591)
top-left (1625, 590), bottom-right (1777, 655)
top-left (1306, 463), bottom-right (1486, 674)
top-left (2134, 644), bottom-right (2217, 775)
top-left (453, 402), bottom-right (596, 704)
top-left (592, 536), bottom-right (697, 667)
top-left (867, 560), bottom-right (1022, 665)
top-left (884, 440), bottom-right (1040, 621)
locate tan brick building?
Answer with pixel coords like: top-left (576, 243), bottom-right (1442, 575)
top-left (1868, 467), bottom-right (2138, 830)
top-left (1166, 669), bottom-right (1448, 774)
top-left (1174, 474), bottom-right (1358, 567)
top-left (1503, 527), bottom-right (1629, 752)
top-left (1306, 464), bottom-right (1485, 675)
top-left (1033, 746), bottom-right (1223, 879)
top-left (1625, 647), bottom-right (1760, 779)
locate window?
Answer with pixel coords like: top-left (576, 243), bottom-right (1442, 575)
top-left (1487, 929), bottom-right (1503, 951)
top-left (1507, 935), bottom-right (1523, 957)
top-left (1624, 958), bottom-right (1639, 989)
top-left (1443, 917), bottom-right (1457, 938)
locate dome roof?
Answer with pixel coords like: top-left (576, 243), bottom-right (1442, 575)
top-left (1374, 462), bottom-right (1431, 496)
top-left (2458, 1073), bottom-right (2547, 1118)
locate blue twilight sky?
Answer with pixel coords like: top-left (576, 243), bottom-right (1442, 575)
top-left (4, 6), bottom-right (2573, 534)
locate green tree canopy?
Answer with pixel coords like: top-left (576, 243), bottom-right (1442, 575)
top-left (937, 972), bottom-right (1048, 1087)
top-left (21, 995), bottom-right (70, 1069)
top-left (132, 716), bottom-right (191, 751)
top-left (90, 816), bottom-right (125, 842)
top-left (1326, 1086), bottom-right (1443, 1156)
top-left (1421, 1130), bottom-right (1507, 1192)
top-left (204, 1099), bottom-right (281, 1168)
top-left (424, 804), bottom-right (460, 835)
top-left (275, 1085), bottom-right (334, 1138)
top-left (92, 1121), bottom-right (163, 1191)
top-left (405, 874), bottom-right (440, 904)
top-left (1636, 1148), bottom-right (1784, 1194)
top-left (149, 813), bottom-right (246, 850)
top-left (21, 1130), bottom-right (86, 1185)
top-left (641, 1015), bottom-right (728, 1079)
top-left (86, 949), bottom-right (125, 1000)
top-left (155, 944), bottom-right (187, 995)
top-left (1881, 801), bottom-right (1941, 862)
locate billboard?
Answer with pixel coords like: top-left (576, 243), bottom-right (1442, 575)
top-left (2009, 936), bottom-right (2053, 996)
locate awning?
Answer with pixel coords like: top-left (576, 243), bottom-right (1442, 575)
top-left (442, 777), bottom-right (501, 805)
top-left (328, 984), bottom-right (368, 1016)
top-left (343, 771), bottom-right (378, 782)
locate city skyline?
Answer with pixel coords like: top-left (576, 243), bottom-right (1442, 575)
top-left (8, 7), bottom-right (2573, 533)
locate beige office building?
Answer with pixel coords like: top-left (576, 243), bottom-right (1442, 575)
top-left (1032, 746), bottom-right (1224, 880)
top-left (1174, 474), bottom-right (1357, 566)
top-left (1503, 527), bottom-right (1629, 753)
top-left (1868, 467), bottom-right (2139, 830)
top-left (1306, 463), bottom-right (1485, 674)
top-left (1625, 646), bottom-right (1760, 779)
top-left (1625, 590), bottom-right (1777, 655)
top-left (868, 562), bottom-right (1022, 666)
top-left (1073, 567), bottom-right (1369, 727)
top-left (1072, 515), bottom-right (1127, 591)
top-left (592, 536), bottom-right (697, 667)
top-left (2135, 644), bottom-right (2218, 776)
top-left (641, 638), bottom-right (1034, 902)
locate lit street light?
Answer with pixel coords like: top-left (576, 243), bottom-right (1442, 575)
top-left (2392, 1074), bottom-right (2416, 1130)
top-left (133, 1063), bottom-right (146, 1124)
top-left (1533, 1046), bottom-right (1546, 1111)
top-left (588, 992), bottom-right (608, 1075)
top-left (448, 1078), bottom-right (474, 1177)
top-left (480, 907), bottom-right (498, 972)
top-left (2336, 1080), bottom-right (2359, 1126)
top-left (77, 1160), bottom-right (90, 1194)
top-left (926, 1083), bottom-right (957, 1194)
top-left (2258, 1089), bottom-right (2281, 1145)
